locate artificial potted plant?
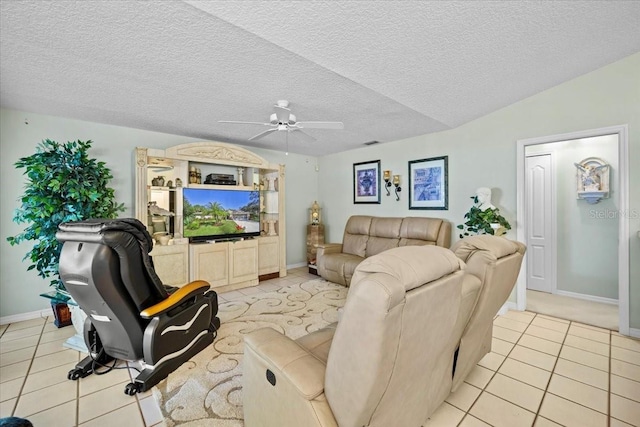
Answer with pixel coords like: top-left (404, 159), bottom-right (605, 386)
top-left (457, 194), bottom-right (511, 239)
top-left (7, 139), bottom-right (124, 327)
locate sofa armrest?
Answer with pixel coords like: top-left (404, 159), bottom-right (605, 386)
top-left (437, 220), bottom-right (452, 248)
top-left (244, 327), bottom-right (326, 400)
top-left (316, 243), bottom-right (343, 257)
top-left (140, 280), bottom-right (211, 318)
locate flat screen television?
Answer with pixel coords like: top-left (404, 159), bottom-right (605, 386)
top-left (183, 188), bottom-right (261, 242)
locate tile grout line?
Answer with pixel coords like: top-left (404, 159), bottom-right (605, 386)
top-left (534, 314), bottom-right (571, 424)
top-left (526, 312), bottom-right (564, 426)
top-left (457, 312), bottom-right (536, 426)
top-left (608, 326), bottom-right (612, 427)
top-left (9, 317), bottom-right (48, 419)
top-left (544, 319), bottom-right (612, 421)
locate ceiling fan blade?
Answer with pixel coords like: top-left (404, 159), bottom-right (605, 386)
top-left (290, 128), bottom-right (317, 142)
top-left (295, 121), bottom-right (344, 129)
top-left (219, 120), bottom-right (270, 126)
top-left (249, 128), bottom-right (278, 141)
top-left (274, 106), bottom-right (291, 124)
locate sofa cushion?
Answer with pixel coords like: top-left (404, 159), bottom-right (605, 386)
top-left (342, 216), bottom-right (372, 257)
top-left (453, 234), bottom-right (523, 261)
top-left (370, 217), bottom-right (402, 238)
top-left (399, 217), bottom-right (443, 246)
top-left (322, 252), bottom-right (364, 285)
top-left (343, 234), bottom-right (368, 257)
top-left (296, 324), bottom-right (337, 364)
top-left (352, 245), bottom-right (465, 292)
top-left (364, 217), bottom-right (403, 257)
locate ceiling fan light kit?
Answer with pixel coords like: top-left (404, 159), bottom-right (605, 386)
top-left (219, 100), bottom-right (344, 144)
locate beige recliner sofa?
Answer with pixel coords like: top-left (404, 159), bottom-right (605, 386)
top-left (243, 236), bottom-right (526, 427)
top-left (450, 235), bottom-right (527, 390)
top-left (316, 215), bottom-right (451, 286)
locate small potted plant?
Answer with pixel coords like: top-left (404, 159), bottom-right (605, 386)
top-left (457, 193), bottom-right (511, 239)
top-left (7, 139), bottom-right (124, 327)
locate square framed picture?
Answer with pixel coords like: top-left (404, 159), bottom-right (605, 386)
top-left (353, 160), bottom-right (381, 204)
top-left (408, 156), bottom-right (448, 210)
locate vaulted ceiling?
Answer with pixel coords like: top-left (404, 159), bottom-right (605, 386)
top-left (1, 1), bottom-right (639, 156)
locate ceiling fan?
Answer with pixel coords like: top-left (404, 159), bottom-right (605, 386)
top-left (219, 100), bottom-right (344, 142)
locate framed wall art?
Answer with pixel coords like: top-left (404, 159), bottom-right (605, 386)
top-left (408, 156), bottom-right (448, 210)
top-left (353, 160), bottom-right (381, 204)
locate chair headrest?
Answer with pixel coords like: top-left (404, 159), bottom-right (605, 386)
top-left (57, 218), bottom-right (153, 251)
top-left (451, 235), bottom-right (526, 263)
top-left (351, 245), bottom-right (464, 292)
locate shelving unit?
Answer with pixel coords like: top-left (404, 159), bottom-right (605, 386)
top-left (135, 142), bottom-right (286, 291)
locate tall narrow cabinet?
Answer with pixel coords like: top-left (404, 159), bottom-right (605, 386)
top-left (135, 142), bottom-right (286, 292)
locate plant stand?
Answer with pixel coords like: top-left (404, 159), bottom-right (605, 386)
top-left (41, 291), bottom-right (72, 328)
top-left (63, 303), bottom-right (88, 353)
top-left (50, 301), bottom-right (72, 328)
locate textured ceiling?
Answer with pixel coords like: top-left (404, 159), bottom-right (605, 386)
top-left (1, 1), bottom-right (639, 156)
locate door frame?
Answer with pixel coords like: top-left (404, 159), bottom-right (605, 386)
top-left (516, 125), bottom-right (629, 335)
top-left (524, 151), bottom-right (557, 295)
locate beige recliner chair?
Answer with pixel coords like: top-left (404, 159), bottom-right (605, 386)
top-left (450, 235), bottom-right (527, 390)
top-left (244, 245), bottom-right (466, 427)
top-left (243, 236), bottom-right (525, 426)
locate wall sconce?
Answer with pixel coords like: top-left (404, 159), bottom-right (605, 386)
top-left (383, 170), bottom-right (392, 196)
top-left (393, 175), bottom-right (401, 201)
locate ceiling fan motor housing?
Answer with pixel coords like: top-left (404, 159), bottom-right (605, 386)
top-left (270, 112), bottom-right (296, 125)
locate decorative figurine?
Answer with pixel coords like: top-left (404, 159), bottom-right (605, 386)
top-left (309, 200), bottom-right (322, 225)
top-left (574, 157), bottom-right (610, 204)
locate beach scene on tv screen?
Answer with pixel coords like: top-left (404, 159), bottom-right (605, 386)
top-left (183, 189), bottom-right (260, 238)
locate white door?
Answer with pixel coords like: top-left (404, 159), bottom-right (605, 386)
top-left (525, 154), bottom-right (554, 293)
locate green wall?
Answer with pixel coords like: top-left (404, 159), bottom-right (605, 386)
top-left (0, 110), bottom-right (318, 318)
top-left (2, 52), bottom-right (638, 329)
top-left (318, 52), bottom-right (640, 329)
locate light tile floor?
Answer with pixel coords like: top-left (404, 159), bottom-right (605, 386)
top-left (1, 267), bottom-right (639, 426)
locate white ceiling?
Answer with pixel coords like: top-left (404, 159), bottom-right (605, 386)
top-left (1, 1), bottom-right (639, 156)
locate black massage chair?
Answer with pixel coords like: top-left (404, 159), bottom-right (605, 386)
top-left (56, 218), bottom-right (220, 395)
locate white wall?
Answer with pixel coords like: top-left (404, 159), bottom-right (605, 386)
top-left (0, 109), bottom-right (318, 318)
top-left (527, 136), bottom-right (619, 299)
top-left (318, 52), bottom-right (640, 328)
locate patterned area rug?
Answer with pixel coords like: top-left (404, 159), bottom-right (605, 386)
top-left (152, 279), bottom-right (347, 426)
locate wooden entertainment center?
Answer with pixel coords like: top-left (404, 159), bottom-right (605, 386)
top-left (135, 142), bottom-right (286, 292)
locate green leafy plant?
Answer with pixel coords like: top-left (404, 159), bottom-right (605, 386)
top-left (6, 139), bottom-right (125, 290)
top-left (457, 195), bottom-right (511, 238)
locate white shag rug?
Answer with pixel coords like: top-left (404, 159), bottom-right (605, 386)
top-left (152, 279), bottom-right (347, 426)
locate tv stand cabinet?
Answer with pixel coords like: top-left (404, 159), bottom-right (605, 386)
top-left (135, 142), bottom-right (286, 291)
top-left (189, 239), bottom-right (259, 292)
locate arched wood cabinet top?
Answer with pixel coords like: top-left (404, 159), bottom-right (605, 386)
top-left (164, 141), bottom-right (272, 169)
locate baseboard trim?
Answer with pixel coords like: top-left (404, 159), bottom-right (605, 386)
top-left (555, 290), bottom-right (618, 306)
top-left (498, 301), bottom-right (518, 316)
top-left (629, 328), bottom-right (640, 339)
top-left (287, 262), bottom-right (308, 270)
top-left (0, 309), bottom-right (51, 326)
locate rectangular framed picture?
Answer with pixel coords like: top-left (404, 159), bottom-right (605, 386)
top-left (353, 160), bottom-right (381, 204)
top-left (408, 156), bottom-right (448, 210)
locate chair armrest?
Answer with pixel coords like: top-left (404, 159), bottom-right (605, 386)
top-left (245, 327), bottom-right (326, 400)
top-left (316, 243), bottom-right (343, 256)
top-left (140, 280), bottom-right (211, 318)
